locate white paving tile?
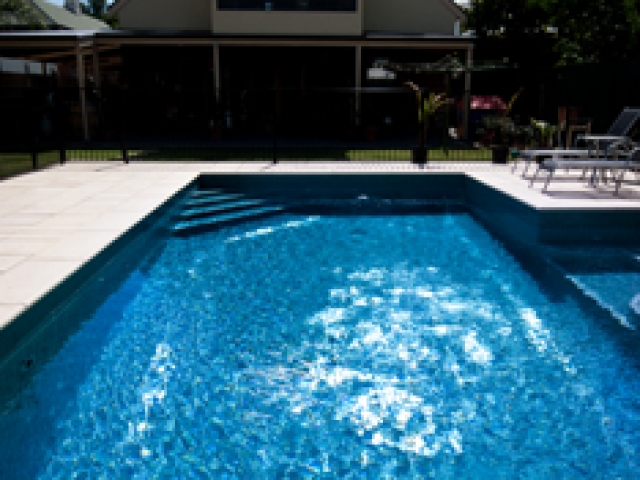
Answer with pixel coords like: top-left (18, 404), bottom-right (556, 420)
top-left (0, 260), bottom-right (79, 305)
top-left (0, 304), bottom-right (26, 330)
top-left (0, 255), bottom-right (27, 272)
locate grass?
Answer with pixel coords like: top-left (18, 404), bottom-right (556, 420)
top-left (69, 147), bottom-right (493, 162)
top-left (1, 147), bottom-right (493, 179)
top-left (0, 151), bottom-right (63, 181)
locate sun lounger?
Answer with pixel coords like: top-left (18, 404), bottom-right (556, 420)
top-left (529, 147), bottom-right (640, 195)
top-left (512, 107), bottom-right (640, 175)
top-left (512, 148), bottom-right (589, 176)
top-left (514, 136), bottom-right (632, 177)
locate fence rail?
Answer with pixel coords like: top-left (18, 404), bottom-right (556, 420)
top-left (0, 85), bottom-right (491, 178)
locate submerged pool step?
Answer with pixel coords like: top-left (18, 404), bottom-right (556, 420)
top-left (188, 189), bottom-right (223, 197)
top-left (173, 205), bottom-right (285, 235)
top-left (180, 199), bottom-right (266, 219)
top-left (184, 193), bottom-right (246, 208)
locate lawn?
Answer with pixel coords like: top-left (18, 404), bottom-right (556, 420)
top-left (1, 147), bottom-right (493, 180)
top-left (0, 151), bottom-right (63, 181)
top-left (65, 147), bottom-right (492, 162)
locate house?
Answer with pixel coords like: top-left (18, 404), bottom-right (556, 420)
top-left (104, 0), bottom-right (472, 140)
top-left (0, 1), bottom-right (473, 142)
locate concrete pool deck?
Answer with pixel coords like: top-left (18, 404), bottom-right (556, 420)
top-left (0, 160), bottom-right (639, 331)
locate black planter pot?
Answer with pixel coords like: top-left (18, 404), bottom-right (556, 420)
top-left (491, 145), bottom-right (509, 164)
top-left (412, 147), bottom-right (428, 165)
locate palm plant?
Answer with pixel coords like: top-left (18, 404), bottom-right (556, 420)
top-left (405, 82), bottom-right (452, 142)
top-left (531, 118), bottom-right (559, 147)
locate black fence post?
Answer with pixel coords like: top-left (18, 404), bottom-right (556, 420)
top-left (412, 88), bottom-right (427, 165)
top-left (53, 92), bottom-right (67, 165)
top-left (31, 139), bottom-right (38, 170)
top-left (272, 113), bottom-right (278, 164)
top-left (272, 89), bottom-right (278, 164)
top-left (121, 87), bottom-right (129, 164)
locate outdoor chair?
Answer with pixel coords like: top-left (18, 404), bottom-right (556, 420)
top-left (512, 107), bottom-right (640, 176)
top-left (528, 146), bottom-right (640, 195)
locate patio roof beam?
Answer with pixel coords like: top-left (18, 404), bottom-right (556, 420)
top-left (0, 40), bottom-right (88, 49)
top-left (21, 45), bottom-right (114, 62)
top-left (91, 36), bottom-right (472, 51)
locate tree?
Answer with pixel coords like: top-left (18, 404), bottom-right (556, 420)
top-left (80, 0), bottom-right (108, 17)
top-left (546, 0), bottom-right (640, 65)
top-left (467, 0), bottom-right (556, 69)
top-left (467, 0), bottom-right (640, 66)
top-left (0, 0), bottom-right (46, 29)
top-left (80, 0), bottom-right (118, 27)
top-left (467, 0), bottom-right (551, 40)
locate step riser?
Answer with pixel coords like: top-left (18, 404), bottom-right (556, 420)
top-left (189, 189), bottom-right (222, 197)
top-left (180, 200), bottom-right (265, 219)
top-left (184, 194), bottom-right (245, 208)
top-left (173, 208), bottom-right (284, 236)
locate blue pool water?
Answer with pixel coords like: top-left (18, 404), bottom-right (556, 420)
top-left (1, 202), bottom-right (640, 479)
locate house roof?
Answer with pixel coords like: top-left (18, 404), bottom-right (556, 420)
top-left (442, 0), bottom-right (467, 21)
top-left (106, 0), bottom-right (131, 16)
top-left (32, 0), bottom-right (110, 30)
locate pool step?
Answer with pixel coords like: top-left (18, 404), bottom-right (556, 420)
top-left (179, 199), bottom-right (266, 219)
top-left (188, 189), bottom-right (223, 197)
top-left (173, 205), bottom-right (285, 235)
top-left (184, 193), bottom-right (246, 208)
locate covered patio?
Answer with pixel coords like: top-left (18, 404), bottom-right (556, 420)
top-left (0, 29), bottom-right (474, 145)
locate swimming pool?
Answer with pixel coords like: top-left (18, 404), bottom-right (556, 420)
top-left (1, 196), bottom-right (639, 479)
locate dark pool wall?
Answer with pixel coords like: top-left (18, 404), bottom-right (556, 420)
top-left (537, 209), bottom-right (640, 245)
top-left (463, 178), bottom-right (541, 247)
top-left (198, 173), bottom-right (467, 201)
top-left (200, 173), bottom-right (640, 246)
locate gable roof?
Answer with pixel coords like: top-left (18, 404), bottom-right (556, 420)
top-left (440, 0), bottom-right (467, 21)
top-left (107, 0), bottom-right (131, 16)
top-left (32, 0), bottom-right (110, 30)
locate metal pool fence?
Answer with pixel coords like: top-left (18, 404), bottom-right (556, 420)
top-left (0, 85), bottom-right (490, 178)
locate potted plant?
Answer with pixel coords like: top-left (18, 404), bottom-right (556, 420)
top-left (531, 118), bottom-right (559, 148)
top-left (476, 88), bottom-right (525, 163)
top-left (209, 118), bottom-right (222, 139)
top-left (479, 115), bottom-right (517, 163)
top-left (406, 82), bottom-right (452, 164)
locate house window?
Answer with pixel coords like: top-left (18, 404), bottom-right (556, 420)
top-left (217, 0), bottom-right (357, 12)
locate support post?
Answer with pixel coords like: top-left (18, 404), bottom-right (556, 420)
top-left (92, 41), bottom-right (102, 129)
top-left (462, 46), bottom-right (473, 141)
top-left (355, 45), bottom-right (362, 126)
top-left (76, 42), bottom-right (90, 141)
top-left (92, 43), bottom-right (101, 91)
top-left (213, 42), bottom-right (221, 104)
